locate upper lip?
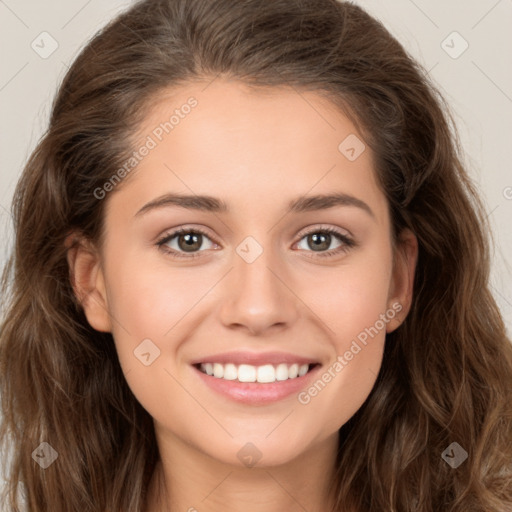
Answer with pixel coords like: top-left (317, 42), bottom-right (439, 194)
top-left (190, 351), bottom-right (321, 366)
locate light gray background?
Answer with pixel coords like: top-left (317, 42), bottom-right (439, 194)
top-left (1, 0), bottom-right (511, 336)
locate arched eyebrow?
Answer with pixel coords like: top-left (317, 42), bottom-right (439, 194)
top-left (135, 192), bottom-right (375, 219)
top-left (289, 193), bottom-right (374, 218)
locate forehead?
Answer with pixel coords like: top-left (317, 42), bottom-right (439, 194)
top-left (108, 79), bottom-right (388, 225)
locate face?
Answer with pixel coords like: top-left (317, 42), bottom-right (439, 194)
top-left (70, 79), bottom-right (417, 468)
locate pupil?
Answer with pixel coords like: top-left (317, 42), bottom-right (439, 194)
top-left (179, 233), bottom-right (201, 252)
top-left (310, 233), bottom-right (330, 251)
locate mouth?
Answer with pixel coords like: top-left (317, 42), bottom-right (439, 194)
top-left (189, 351), bottom-right (323, 404)
top-left (193, 362), bottom-right (320, 383)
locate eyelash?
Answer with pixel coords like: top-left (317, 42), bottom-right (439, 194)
top-left (156, 226), bottom-right (356, 260)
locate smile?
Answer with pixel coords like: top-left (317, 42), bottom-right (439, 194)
top-left (196, 362), bottom-right (316, 383)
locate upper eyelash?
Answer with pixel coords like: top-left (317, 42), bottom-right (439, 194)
top-left (156, 226), bottom-right (356, 259)
top-left (298, 227), bottom-right (356, 258)
top-left (156, 227), bottom-right (214, 259)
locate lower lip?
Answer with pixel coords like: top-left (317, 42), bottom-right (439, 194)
top-left (192, 364), bottom-right (321, 405)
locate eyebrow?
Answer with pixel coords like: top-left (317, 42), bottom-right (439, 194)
top-left (135, 192), bottom-right (375, 218)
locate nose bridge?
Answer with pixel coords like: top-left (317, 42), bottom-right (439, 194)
top-left (218, 235), bottom-right (298, 333)
top-left (235, 247), bottom-right (278, 300)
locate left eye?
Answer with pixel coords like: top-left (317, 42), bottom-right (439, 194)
top-left (296, 230), bottom-right (346, 252)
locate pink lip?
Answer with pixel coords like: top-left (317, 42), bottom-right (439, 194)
top-left (189, 350), bottom-right (320, 366)
top-left (191, 362), bottom-right (322, 405)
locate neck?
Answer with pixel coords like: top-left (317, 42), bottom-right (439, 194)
top-left (145, 431), bottom-right (339, 512)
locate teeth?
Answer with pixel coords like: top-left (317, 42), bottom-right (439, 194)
top-left (288, 363), bottom-right (299, 379)
top-left (213, 363), bottom-right (224, 378)
top-left (238, 364), bottom-right (257, 382)
top-left (257, 364), bottom-right (275, 383)
top-left (298, 364), bottom-right (309, 377)
top-left (223, 363), bottom-right (238, 380)
top-left (199, 362), bottom-right (311, 383)
top-left (275, 363), bottom-right (290, 381)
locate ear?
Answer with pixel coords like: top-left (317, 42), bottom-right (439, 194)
top-left (386, 228), bottom-right (418, 333)
top-left (65, 233), bottom-right (112, 332)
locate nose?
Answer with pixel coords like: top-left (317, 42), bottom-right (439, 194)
top-left (218, 244), bottom-right (299, 336)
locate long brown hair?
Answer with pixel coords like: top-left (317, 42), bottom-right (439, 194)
top-left (1, 0), bottom-right (511, 510)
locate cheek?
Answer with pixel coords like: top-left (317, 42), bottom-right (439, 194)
top-left (106, 250), bottom-right (210, 336)
top-left (294, 244), bottom-right (392, 427)
top-left (103, 254), bottom-right (205, 424)
top-left (103, 250), bottom-right (229, 420)
top-left (301, 241), bottom-right (393, 345)
top-left (298, 342), bottom-right (384, 436)
top-left (298, 277), bottom-right (388, 433)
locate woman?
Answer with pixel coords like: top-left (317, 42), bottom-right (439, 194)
top-left (1, 0), bottom-right (511, 510)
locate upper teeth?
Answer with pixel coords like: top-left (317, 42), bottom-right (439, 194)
top-left (199, 363), bottom-right (310, 383)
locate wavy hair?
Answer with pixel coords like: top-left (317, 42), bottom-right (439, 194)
top-left (1, 0), bottom-right (511, 510)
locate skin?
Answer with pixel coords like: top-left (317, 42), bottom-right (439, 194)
top-left (67, 78), bottom-right (418, 512)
